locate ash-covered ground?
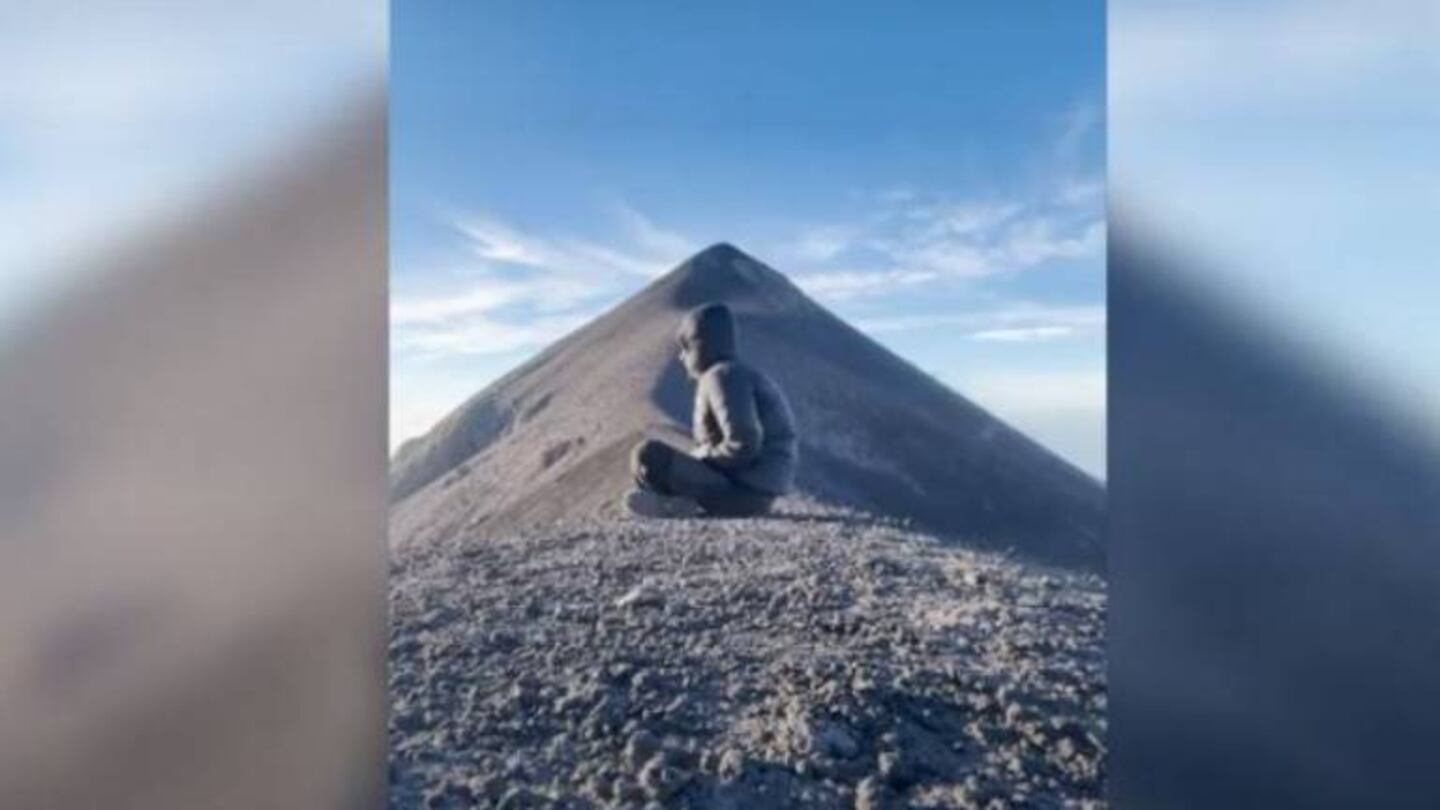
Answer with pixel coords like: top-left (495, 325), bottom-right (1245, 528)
top-left (388, 507), bottom-right (1106, 809)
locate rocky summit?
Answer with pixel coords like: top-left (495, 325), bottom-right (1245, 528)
top-left (389, 245), bottom-right (1107, 808)
top-left (391, 243), bottom-right (1103, 571)
top-left (389, 509), bottom-right (1106, 809)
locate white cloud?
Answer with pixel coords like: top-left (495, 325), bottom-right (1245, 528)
top-left (784, 164), bottom-right (1103, 304)
top-left (895, 204), bottom-right (1105, 274)
top-left (792, 268), bottom-right (940, 299)
top-left (1056, 179), bottom-right (1104, 208)
top-left (926, 202), bottom-right (1025, 236)
top-left (565, 240), bottom-right (674, 279)
top-left (394, 312), bottom-right (592, 358)
top-left (390, 276), bottom-right (598, 326)
top-left (393, 201), bottom-right (693, 366)
top-left (787, 226), bottom-right (857, 262)
top-left (994, 219), bottom-right (1106, 266)
top-left (610, 201), bottom-right (696, 264)
top-left (857, 303), bottom-right (1105, 342)
top-left (765, 95), bottom-right (1104, 305)
top-left (452, 207), bottom-right (689, 279)
top-left (454, 217), bottom-right (553, 267)
top-left (883, 233), bottom-right (993, 278)
top-left (389, 201), bottom-right (691, 444)
top-left (789, 194), bottom-right (1103, 301)
top-left (855, 313), bottom-right (973, 333)
top-left (971, 326), bottom-right (1074, 343)
top-left (877, 187), bottom-right (918, 204)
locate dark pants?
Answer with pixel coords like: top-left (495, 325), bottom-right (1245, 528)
top-left (630, 439), bottom-right (775, 517)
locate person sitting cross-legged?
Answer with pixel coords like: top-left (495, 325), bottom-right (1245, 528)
top-left (624, 302), bottom-right (798, 518)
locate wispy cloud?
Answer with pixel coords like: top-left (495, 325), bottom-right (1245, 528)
top-left (393, 312), bottom-right (593, 357)
top-left (781, 181), bottom-right (1103, 301)
top-left (764, 93), bottom-right (1105, 303)
top-left (610, 201), bottom-right (696, 262)
top-left (883, 193), bottom-right (1103, 278)
top-left (786, 226), bottom-right (858, 263)
top-left (1055, 179), bottom-right (1104, 207)
top-left (972, 326), bottom-right (1076, 343)
top-left (993, 218), bottom-right (1105, 266)
top-left (392, 200), bottom-right (695, 360)
top-left (876, 187), bottom-right (919, 205)
top-left (857, 303), bottom-right (1105, 342)
top-left (390, 276), bottom-right (597, 326)
top-left (451, 203), bottom-right (693, 280)
top-left (793, 268), bottom-right (940, 299)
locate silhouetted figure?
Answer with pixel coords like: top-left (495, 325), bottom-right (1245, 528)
top-left (625, 302), bottom-right (797, 517)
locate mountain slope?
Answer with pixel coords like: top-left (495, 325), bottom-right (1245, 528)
top-left (390, 243), bottom-right (1104, 570)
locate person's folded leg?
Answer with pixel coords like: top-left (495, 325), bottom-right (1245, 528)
top-left (631, 438), bottom-right (730, 499)
top-left (631, 438), bottom-right (682, 494)
top-left (629, 438), bottom-right (774, 517)
top-left (697, 486), bottom-right (774, 517)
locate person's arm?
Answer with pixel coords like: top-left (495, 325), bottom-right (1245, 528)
top-left (691, 389), bottom-right (718, 458)
top-left (695, 366), bottom-right (763, 469)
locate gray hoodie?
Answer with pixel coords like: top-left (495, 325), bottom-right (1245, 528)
top-left (678, 303), bottom-right (798, 495)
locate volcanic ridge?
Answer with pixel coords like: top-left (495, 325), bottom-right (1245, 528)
top-left (389, 244), bottom-right (1107, 809)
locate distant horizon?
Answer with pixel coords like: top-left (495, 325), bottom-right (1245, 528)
top-left (392, 1), bottom-right (1106, 476)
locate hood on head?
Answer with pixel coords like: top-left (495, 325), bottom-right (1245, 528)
top-left (677, 302), bottom-right (737, 371)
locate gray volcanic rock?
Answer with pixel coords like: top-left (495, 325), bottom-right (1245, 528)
top-left (391, 243), bottom-right (1103, 571)
top-left (388, 244), bottom-right (1109, 807)
top-left (388, 509), bottom-right (1107, 809)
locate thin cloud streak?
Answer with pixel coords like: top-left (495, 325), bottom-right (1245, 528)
top-left (394, 312), bottom-right (594, 358)
top-left (972, 326), bottom-right (1076, 343)
top-left (857, 303), bottom-right (1105, 342)
top-left (393, 201), bottom-right (695, 363)
top-left (793, 269), bottom-right (940, 300)
top-left (390, 276), bottom-right (599, 326)
top-left (610, 201), bottom-right (696, 265)
top-left (451, 205), bottom-right (692, 280)
top-left (780, 180), bottom-right (1104, 301)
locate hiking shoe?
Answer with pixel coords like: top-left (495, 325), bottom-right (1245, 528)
top-left (622, 489), bottom-right (703, 519)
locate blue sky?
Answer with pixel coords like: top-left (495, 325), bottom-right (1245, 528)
top-left (392, 1), bottom-right (1106, 476)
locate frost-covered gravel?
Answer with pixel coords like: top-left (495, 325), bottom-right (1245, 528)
top-left (389, 512), bottom-right (1106, 809)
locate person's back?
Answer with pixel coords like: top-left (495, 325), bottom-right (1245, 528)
top-left (691, 358), bottom-right (797, 495)
top-left (625, 302), bottom-right (799, 518)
